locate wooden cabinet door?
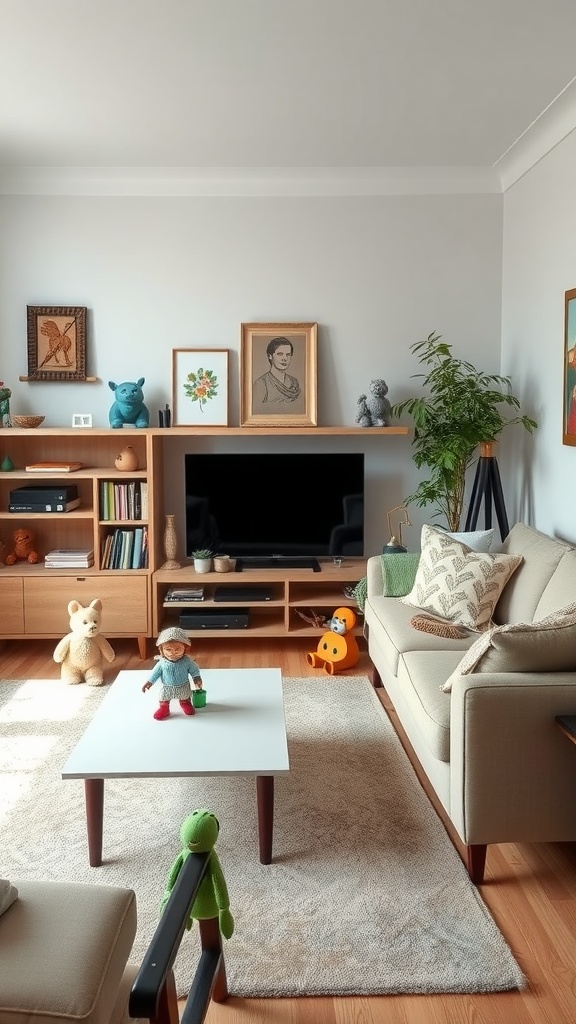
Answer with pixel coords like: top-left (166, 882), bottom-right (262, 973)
top-left (24, 576), bottom-right (149, 635)
top-left (0, 578), bottom-right (24, 634)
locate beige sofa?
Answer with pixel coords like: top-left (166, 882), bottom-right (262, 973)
top-left (364, 523), bottom-right (576, 883)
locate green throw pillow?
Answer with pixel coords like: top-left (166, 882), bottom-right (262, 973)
top-left (381, 552), bottom-right (420, 597)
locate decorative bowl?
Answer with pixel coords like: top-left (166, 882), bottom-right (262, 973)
top-left (11, 415), bottom-right (45, 428)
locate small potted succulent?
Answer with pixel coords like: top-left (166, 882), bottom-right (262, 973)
top-left (191, 547), bottom-right (214, 573)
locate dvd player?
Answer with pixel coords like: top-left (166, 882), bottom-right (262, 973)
top-left (179, 608), bottom-right (250, 629)
top-left (213, 585), bottom-right (273, 602)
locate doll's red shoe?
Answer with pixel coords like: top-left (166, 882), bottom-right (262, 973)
top-left (179, 699), bottom-right (195, 716)
top-left (154, 702), bottom-right (170, 720)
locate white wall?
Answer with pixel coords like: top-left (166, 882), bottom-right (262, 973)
top-left (502, 129), bottom-right (576, 545)
top-left (0, 192), bottom-right (503, 556)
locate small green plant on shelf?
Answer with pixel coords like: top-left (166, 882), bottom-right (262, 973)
top-left (191, 548), bottom-right (214, 560)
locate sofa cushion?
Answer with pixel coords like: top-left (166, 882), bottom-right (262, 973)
top-left (401, 525), bottom-right (523, 632)
top-left (397, 650), bottom-right (463, 762)
top-left (443, 528), bottom-right (494, 552)
top-left (381, 552), bottom-right (421, 596)
top-left (441, 603), bottom-right (576, 691)
top-left (0, 880), bottom-right (136, 1024)
top-left (364, 594), bottom-right (474, 676)
top-left (533, 549), bottom-right (576, 620)
top-left (492, 522), bottom-right (572, 625)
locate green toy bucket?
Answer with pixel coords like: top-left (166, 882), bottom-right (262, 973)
top-left (192, 688), bottom-right (207, 708)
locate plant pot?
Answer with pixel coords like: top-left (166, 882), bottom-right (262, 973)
top-left (213, 554), bottom-right (233, 573)
top-left (193, 557), bottom-right (213, 573)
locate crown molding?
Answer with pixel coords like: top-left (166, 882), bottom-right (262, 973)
top-left (0, 165), bottom-right (501, 197)
top-left (496, 76), bottom-right (576, 191)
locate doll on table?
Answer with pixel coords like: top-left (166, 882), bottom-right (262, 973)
top-left (142, 626), bottom-right (203, 720)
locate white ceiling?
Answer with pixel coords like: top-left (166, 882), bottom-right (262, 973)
top-left (2, 0), bottom-right (576, 187)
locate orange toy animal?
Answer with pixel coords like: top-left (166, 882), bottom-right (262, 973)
top-left (5, 527), bottom-right (40, 565)
top-left (307, 606), bottom-right (360, 674)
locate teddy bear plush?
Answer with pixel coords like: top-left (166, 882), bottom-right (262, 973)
top-left (355, 379), bottom-right (392, 427)
top-left (5, 527), bottom-right (40, 565)
top-left (53, 598), bottom-right (116, 686)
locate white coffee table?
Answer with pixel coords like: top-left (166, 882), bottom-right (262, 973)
top-left (61, 667), bottom-right (289, 866)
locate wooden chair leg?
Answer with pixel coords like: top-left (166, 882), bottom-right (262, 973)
top-left (152, 970), bottom-right (179, 1024)
top-left (199, 918), bottom-right (228, 1003)
top-left (466, 843), bottom-right (487, 884)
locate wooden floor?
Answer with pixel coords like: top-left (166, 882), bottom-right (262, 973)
top-left (1, 636), bottom-right (575, 1024)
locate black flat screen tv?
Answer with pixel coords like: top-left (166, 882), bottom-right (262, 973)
top-left (185, 452), bottom-right (364, 570)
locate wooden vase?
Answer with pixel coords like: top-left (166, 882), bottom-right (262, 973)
top-left (114, 445), bottom-right (139, 471)
top-left (161, 514), bottom-right (181, 569)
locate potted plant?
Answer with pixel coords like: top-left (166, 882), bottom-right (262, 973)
top-left (390, 332), bottom-right (537, 531)
top-left (191, 548), bottom-right (214, 573)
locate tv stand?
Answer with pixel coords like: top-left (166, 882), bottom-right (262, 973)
top-left (235, 557), bottom-right (320, 572)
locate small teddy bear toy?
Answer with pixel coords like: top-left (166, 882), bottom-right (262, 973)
top-left (307, 605), bottom-right (360, 674)
top-left (142, 626), bottom-right (204, 720)
top-left (355, 378), bottom-right (392, 427)
top-left (161, 809), bottom-right (234, 938)
top-left (108, 377), bottom-right (150, 428)
top-left (53, 598), bottom-right (116, 686)
top-left (5, 527), bottom-right (40, 565)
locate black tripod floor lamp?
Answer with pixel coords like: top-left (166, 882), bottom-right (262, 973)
top-left (464, 442), bottom-right (510, 542)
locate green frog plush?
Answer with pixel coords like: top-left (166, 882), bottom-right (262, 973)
top-left (161, 809), bottom-right (234, 938)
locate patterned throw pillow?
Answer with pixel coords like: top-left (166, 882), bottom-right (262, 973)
top-left (402, 525), bottom-right (523, 632)
top-left (441, 602), bottom-right (576, 691)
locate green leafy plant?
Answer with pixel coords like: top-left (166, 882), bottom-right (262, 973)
top-left (390, 332), bottom-right (537, 531)
top-left (191, 548), bottom-right (214, 559)
top-left (183, 367), bottom-right (219, 412)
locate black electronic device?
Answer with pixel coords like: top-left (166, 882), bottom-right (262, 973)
top-left (184, 452), bottom-right (364, 570)
top-left (10, 484), bottom-right (79, 503)
top-left (213, 585), bottom-right (273, 602)
top-left (179, 608), bottom-right (250, 629)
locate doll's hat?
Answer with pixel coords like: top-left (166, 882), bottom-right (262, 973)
top-left (156, 626), bottom-right (191, 647)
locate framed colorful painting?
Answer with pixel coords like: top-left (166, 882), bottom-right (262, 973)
top-left (26, 305), bottom-right (87, 381)
top-left (240, 322), bottom-right (317, 427)
top-left (172, 349), bottom-right (229, 426)
top-left (564, 288), bottom-right (576, 446)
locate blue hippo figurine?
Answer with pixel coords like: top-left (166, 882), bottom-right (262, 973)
top-left (108, 378), bottom-right (150, 428)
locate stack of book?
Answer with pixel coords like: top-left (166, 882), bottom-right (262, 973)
top-left (44, 548), bottom-right (94, 569)
top-left (100, 526), bottom-right (148, 569)
top-left (9, 484), bottom-right (80, 513)
top-left (164, 585), bottom-right (205, 602)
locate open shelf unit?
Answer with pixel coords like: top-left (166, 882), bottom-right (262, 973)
top-left (0, 423), bottom-right (407, 649)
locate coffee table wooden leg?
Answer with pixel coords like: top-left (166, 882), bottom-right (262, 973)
top-left (256, 775), bottom-right (274, 864)
top-left (84, 778), bottom-right (104, 867)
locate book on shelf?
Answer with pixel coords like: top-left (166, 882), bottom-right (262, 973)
top-left (100, 526), bottom-right (148, 569)
top-left (45, 558), bottom-right (94, 568)
top-left (44, 547), bottom-right (94, 568)
top-left (9, 498), bottom-right (81, 513)
top-left (25, 461), bottom-right (83, 472)
top-left (100, 479), bottom-right (145, 521)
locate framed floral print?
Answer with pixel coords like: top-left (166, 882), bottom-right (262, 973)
top-left (172, 349), bottom-right (229, 426)
top-left (240, 322), bottom-right (317, 427)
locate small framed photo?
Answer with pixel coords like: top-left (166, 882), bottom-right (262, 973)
top-left (172, 349), bottom-right (229, 426)
top-left (26, 306), bottom-right (87, 381)
top-left (240, 322), bottom-right (317, 427)
top-left (564, 288), bottom-right (576, 446)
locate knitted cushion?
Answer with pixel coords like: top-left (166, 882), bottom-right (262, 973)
top-left (441, 602), bottom-right (576, 691)
top-left (402, 525), bottom-right (523, 632)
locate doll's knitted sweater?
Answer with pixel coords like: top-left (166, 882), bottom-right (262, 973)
top-left (149, 655), bottom-right (201, 700)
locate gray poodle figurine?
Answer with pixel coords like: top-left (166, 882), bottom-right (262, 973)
top-left (355, 379), bottom-right (392, 427)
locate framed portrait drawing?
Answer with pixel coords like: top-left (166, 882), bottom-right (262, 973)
top-left (172, 349), bottom-right (229, 426)
top-left (26, 306), bottom-right (87, 381)
top-left (564, 289), bottom-right (576, 446)
top-left (240, 322), bottom-right (317, 427)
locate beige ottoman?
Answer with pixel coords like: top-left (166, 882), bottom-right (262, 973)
top-left (0, 880), bottom-right (137, 1024)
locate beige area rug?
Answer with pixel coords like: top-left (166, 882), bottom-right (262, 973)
top-left (0, 675), bottom-right (525, 997)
